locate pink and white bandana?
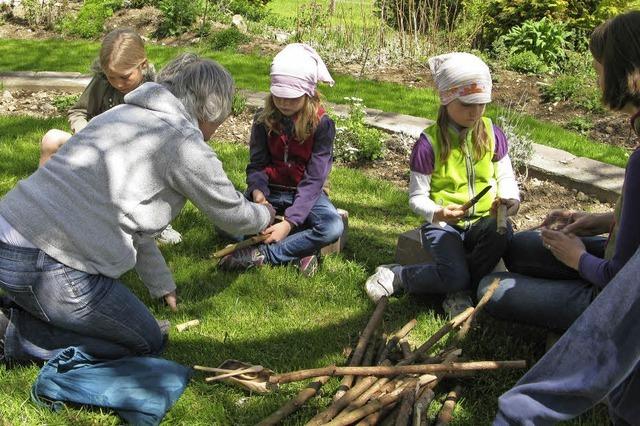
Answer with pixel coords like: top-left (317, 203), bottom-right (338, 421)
top-left (428, 52), bottom-right (492, 105)
top-left (270, 43), bottom-right (334, 99)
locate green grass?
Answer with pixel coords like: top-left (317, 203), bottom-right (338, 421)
top-left (0, 115), bottom-right (610, 424)
top-left (268, 0), bottom-right (375, 26)
top-left (0, 38), bottom-right (630, 168)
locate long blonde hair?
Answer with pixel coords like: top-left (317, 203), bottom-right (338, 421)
top-left (93, 28), bottom-right (147, 73)
top-left (257, 92), bottom-right (323, 142)
top-left (436, 105), bottom-right (488, 163)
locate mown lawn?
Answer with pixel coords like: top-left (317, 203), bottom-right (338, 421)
top-left (0, 115), bottom-right (609, 424)
top-left (0, 38), bottom-right (631, 168)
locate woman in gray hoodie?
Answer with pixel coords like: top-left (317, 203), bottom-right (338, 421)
top-left (0, 53), bottom-right (274, 364)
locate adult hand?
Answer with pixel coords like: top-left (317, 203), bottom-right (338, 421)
top-left (491, 198), bottom-right (520, 216)
top-left (540, 209), bottom-right (584, 230)
top-left (252, 189), bottom-right (268, 204)
top-left (541, 229), bottom-right (586, 270)
top-left (163, 290), bottom-right (178, 312)
top-left (262, 219), bottom-right (292, 243)
top-left (563, 212), bottom-right (614, 236)
top-left (434, 204), bottom-right (466, 224)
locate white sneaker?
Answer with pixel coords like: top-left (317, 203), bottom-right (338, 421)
top-left (442, 291), bottom-right (474, 319)
top-left (365, 264), bottom-right (402, 302)
top-left (156, 224), bottom-right (182, 245)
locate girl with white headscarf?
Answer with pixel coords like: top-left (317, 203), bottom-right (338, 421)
top-left (219, 43), bottom-right (344, 276)
top-left (365, 52), bottom-right (520, 317)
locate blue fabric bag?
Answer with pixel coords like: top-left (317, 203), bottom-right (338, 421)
top-left (31, 347), bottom-right (192, 425)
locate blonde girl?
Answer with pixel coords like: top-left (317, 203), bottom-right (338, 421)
top-left (219, 43), bottom-right (344, 276)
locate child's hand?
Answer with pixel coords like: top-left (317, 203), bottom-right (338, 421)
top-left (163, 290), bottom-right (178, 312)
top-left (434, 204), bottom-right (465, 224)
top-left (252, 189), bottom-right (268, 204)
top-left (491, 198), bottom-right (520, 216)
top-left (262, 220), bottom-right (292, 243)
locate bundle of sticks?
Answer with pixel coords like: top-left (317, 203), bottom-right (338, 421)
top-left (258, 278), bottom-right (526, 425)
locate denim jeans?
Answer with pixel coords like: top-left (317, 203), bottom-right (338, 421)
top-left (477, 230), bottom-right (606, 331)
top-left (494, 247), bottom-right (640, 425)
top-left (260, 191), bottom-right (343, 265)
top-left (0, 241), bottom-right (164, 364)
top-left (401, 216), bottom-right (512, 296)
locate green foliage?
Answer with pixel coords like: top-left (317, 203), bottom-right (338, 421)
top-left (52, 94), bottom-right (80, 114)
top-left (156, 0), bottom-right (199, 37)
top-left (59, 0), bottom-right (123, 38)
top-left (496, 114), bottom-right (533, 175)
top-left (209, 27), bottom-right (250, 50)
top-left (501, 17), bottom-right (571, 71)
top-left (228, 0), bottom-right (270, 21)
top-left (540, 74), bottom-right (605, 113)
top-left (125, 0), bottom-right (160, 8)
top-left (566, 116), bottom-right (594, 134)
top-left (507, 50), bottom-right (548, 74)
top-left (21, 0), bottom-right (69, 29)
top-left (231, 92), bottom-right (247, 116)
top-left (333, 97), bottom-right (385, 164)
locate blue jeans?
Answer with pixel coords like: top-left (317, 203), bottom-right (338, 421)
top-left (494, 247), bottom-right (640, 425)
top-left (477, 230), bottom-right (606, 331)
top-left (260, 191), bottom-right (343, 265)
top-left (401, 216), bottom-right (512, 296)
top-left (0, 241), bottom-right (164, 364)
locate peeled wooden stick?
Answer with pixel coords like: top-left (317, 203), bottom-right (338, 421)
top-left (257, 375), bottom-right (329, 426)
top-left (435, 385), bottom-right (462, 426)
top-left (176, 319), bottom-right (200, 332)
top-left (204, 365), bottom-right (264, 382)
top-left (413, 387), bottom-right (435, 426)
top-left (497, 204), bottom-right (508, 235)
top-left (458, 277), bottom-right (501, 339)
top-left (355, 403), bottom-right (398, 426)
top-left (268, 360), bottom-right (526, 384)
top-left (394, 382), bottom-right (418, 426)
top-left (212, 234), bottom-right (269, 258)
top-left (334, 296), bottom-right (388, 400)
top-left (376, 318), bottom-right (418, 364)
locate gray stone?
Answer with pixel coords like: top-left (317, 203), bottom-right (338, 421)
top-left (2, 90), bottom-right (13, 101)
top-left (320, 208), bottom-right (349, 256)
top-left (576, 191), bottom-right (589, 201)
top-left (274, 31), bottom-right (289, 44)
top-left (231, 14), bottom-right (247, 33)
top-left (394, 227), bottom-right (431, 265)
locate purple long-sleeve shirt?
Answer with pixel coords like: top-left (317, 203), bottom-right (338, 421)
top-left (409, 124), bottom-right (509, 174)
top-left (579, 148), bottom-right (640, 287)
top-left (246, 114), bottom-right (336, 226)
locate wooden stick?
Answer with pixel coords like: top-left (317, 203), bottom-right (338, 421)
top-left (257, 376), bottom-right (329, 426)
top-left (377, 319), bottom-right (418, 364)
top-left (176, 319), bottom-right (200, 332)
top-left (435, 385), bottom-right (462, 426)
top-left (212, 234), bottom-right (269, 258)
top-left (399, 307), bottom-right (474, 366)
top-left (268, 360), bottom-right (526, 384)
top-left (395, 382), bottom-right (418, 426)
top-left (413, 387), bottom-right (435, 426)
top-left (399, 339), bottom-right (413, 359)
top-left (334, 296), bottom-right (388, 400)
top-left (497, 204), bottom-right (508, 235)
top-left (355, 403), bottom-right (398, 426)
top-left (204, 365), bottom-right (264, 382)
top-left (458, 277), bottom-right (501, 339)
top-left (355, 330), bottom-right (381, 386)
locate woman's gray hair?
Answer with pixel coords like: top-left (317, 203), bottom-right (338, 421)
top-left (157, 53), bottom-right (234, 124)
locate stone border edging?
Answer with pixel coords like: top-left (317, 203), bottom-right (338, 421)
top-left (1, 71), bottom-right (624, 203)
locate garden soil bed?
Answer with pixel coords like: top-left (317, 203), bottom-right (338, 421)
top-left (0, 88), bottom-right (613, 231)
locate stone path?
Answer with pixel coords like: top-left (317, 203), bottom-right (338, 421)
top-left (0, 71), bottom-right (625, 202)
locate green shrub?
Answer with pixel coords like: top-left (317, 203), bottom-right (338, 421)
top-left (228, 0), bottom-right (269, 21)
top-left (506, 51), bottom-right (548, 74)
top-left (125, 0), bottom-right (160, 8)
top-left (566, 116), bottom-right (594, 134)
top-left (333, 98), bottom-right (385, 164)
top-left (496, 114), bottom-right (533, 176)
top-left (540, 74), bottom-right (605, 113)
top-left (500, 17), bottom-right (571, 70)
top-left (52, 94), bottom-right (80, 114)
top-left (231, 92), bottom-right (247, 116)
top-left (59, 0), bottom-right (123, 38)
top-left (209, 27), bottom-right (250, 50)
top-left (156, 0), bottom-right (199, 37)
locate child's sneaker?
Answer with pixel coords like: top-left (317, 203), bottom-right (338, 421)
top-left (219, 247), bottom-right (265, 271)
top-left (442, 291), bottom-right (474, 319)
top-left (365, 264), bottom-right (402, 302)
top-left (295, 254), bottom-right (318, 278)
top-left (156, 224), bottom-right (182, 245)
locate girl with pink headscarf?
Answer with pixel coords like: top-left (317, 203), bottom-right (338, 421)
top-left (219, 43), bottom-right (343, 276)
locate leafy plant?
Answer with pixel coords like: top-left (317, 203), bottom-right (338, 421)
top-left (500, 17), bottom-right (571, 70)
top-left (156, 0), bottom-right (199, 37)
top-left (496, 113), bottom-right (533, 177)
top-left (22, 0), bottom-right (69, 29)
top-left (52, 94), bottom-right (80, 114)
top-left (59, 0), bottom-right (123, 38)
top-left (124, 0), bottom-right (160, 8)
top-left (566, 117), bottom-right (594, 134)
top-left (227, 0), bottom-right (270, 21)
top-left (333, 97), bottom-right (386, 164)
top-left (507, 50), bottom-right (548, 74)
top-left (540, 74), bottom-right (605, 113)
top-left (231, 92), bottom-right (247, 116)
top-left (209, 27), bottom-right (250, 50)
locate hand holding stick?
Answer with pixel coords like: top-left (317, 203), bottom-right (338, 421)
top-left (497, 204), bottom-right (508, 235)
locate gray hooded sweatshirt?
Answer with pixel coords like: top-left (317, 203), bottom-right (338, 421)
top-left (0, 82), bottom-right (271, 298)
